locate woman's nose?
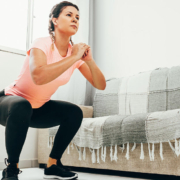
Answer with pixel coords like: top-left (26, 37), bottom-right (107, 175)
top-left (72, 17), bottom-right (77, 23)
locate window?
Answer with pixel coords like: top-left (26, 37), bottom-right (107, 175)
top-left (0, 0), bottom-right (28, 51)
top-left (0, 0), bottom-right (77, 54)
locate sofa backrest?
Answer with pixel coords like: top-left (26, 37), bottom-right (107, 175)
top-left (92, 78), bottom-right (122, 118)
top-left (93, 66), bottom-right (180, 117)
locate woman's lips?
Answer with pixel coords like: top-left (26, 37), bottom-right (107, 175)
top-left (71, 25), bottom-right (77, 29)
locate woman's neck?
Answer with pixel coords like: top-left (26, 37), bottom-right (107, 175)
top-left (54, 31), bottom-right (70, 52)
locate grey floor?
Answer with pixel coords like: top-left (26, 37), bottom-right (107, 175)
top-left (0, 167), bottom-right (156, 180)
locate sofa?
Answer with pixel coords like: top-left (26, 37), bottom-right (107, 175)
top-left (38, 65), bottom-right (180, 176)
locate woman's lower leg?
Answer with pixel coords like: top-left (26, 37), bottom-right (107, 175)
top-left (47, 157), bottom-right (57, 168)
top-left (7, 163), bottom-right (19, 168)
top-left (5, 101), bottom-right (33, 164)
top-left (49, 107), bottom-right (83, 161)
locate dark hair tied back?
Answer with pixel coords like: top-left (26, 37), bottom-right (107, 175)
top-left (48, 1), bottom-right (79, 51)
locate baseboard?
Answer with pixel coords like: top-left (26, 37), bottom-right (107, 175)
top-left (0, 159), bottom-right (39, 170)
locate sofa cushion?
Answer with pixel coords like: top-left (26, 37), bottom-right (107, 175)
top-left (118, 66), bottom-right (180, 115)
top-left (77, 105), bottom-right (93, 118)
top-left (71, 108), bottom-right (180, 148)
top-left (92, 78), bottom-right (122, 117)
top-left (48, 108), bottom-right (180, 162)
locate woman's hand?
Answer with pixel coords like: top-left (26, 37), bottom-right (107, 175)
top-left (81, 46), bottom-right (93, 61)
top-left (71, 43), bottom-right (92, 61)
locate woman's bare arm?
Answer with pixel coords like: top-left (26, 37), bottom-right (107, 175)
top-left (29, 48), bottom-right (79, 85)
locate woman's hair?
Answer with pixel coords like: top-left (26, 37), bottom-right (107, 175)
top-left (48, 1), bottom-right (79, 51)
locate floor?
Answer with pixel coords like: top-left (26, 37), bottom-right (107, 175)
top-left (0, 167), bottom-right (179, 180)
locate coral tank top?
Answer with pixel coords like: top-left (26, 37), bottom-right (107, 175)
top-left (4, 36), bottom-right (85, 109)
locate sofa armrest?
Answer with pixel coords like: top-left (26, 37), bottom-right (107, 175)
top-left (77, 105), bottom-right (93, 118)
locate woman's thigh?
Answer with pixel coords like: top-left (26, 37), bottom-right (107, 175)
top-left (0, 88), bottom-right (82, 129)
top-left (29, 99), bottom-right (82, 129)
top-left (0, 94), bottom-right (33, 127)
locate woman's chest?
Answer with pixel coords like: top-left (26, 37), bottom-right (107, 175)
top-left (48, 53), bottom-right (75, 85)
top-left (46, 49), bottom-right (79, 84)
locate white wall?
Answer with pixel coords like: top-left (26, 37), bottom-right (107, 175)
top-left (93, 0), bottom-right (180, 79)
top-left (0, 51), bottom-right (38, 164)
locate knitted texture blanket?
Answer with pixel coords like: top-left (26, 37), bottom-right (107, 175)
top-left (48, 66), bottom-right (180, 163)
top-left (48, 108), bottom-right (180, 163)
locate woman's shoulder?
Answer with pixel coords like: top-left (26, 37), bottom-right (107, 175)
top-left (33, 35), bottom-right (52, 45)
top-left (26, 36), bottom-right (52, 56)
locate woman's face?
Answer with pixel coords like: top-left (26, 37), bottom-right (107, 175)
top-left (53, 6), bottom-right (79, 36)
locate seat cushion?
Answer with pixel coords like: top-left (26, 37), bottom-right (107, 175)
top-left (72, 108), bottom-right (180, 149)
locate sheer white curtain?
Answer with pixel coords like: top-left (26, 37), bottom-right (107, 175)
top-left (33, 0), bottom-right (90, 105)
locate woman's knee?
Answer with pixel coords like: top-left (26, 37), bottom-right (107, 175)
top-left (8, 96), bottom-right (33, 121)
top-left (68, 105), bottom-right (83, 125)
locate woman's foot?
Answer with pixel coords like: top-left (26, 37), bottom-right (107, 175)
top-left (1, 158), bottom-right (22, 180)
top-left (43, 164), bottom-right (78, 179)
top-left (47, 157), bottom-right (57, 168)
top-left (47, 157), bottom-right (71, 171)
top-left (56, 159), bottom-right (72, 171)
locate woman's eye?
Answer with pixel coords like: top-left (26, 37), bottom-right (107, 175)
top-left (67, 14), bottom-right (79, 20)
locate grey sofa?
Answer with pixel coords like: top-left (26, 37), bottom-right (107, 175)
top-left (38, 66), bottom-right (180, 176)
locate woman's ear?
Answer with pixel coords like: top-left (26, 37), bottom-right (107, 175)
top-left (52, 18), bottom-right (57, 25)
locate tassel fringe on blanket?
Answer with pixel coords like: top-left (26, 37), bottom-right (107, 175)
top-left (47, 137), bottom-right (180, 164)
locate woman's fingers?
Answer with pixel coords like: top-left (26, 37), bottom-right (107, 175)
top-left (83, 50), bottom-right (88, 57)
top-left (85, 49), bottom-right (89, 55)
top-left (80, 43), bottom-right (91, 57)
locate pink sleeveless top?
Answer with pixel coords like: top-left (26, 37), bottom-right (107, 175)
top-left (4, 36), bottom-right (85, 109)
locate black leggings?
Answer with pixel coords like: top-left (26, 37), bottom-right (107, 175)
top-left (0, 89), bottom-right (83, 164)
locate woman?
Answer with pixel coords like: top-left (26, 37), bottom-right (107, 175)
top-left (0, 1), bottom-right (106, 180)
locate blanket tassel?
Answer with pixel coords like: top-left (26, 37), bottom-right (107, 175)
top-left (92, 149), bottom-right (96, 163)
top-left (79, 147), bottom-right (82, 161)
top-left (152, 143), bottom-right (155, 161)
top-left (125, 142), bottom-right (129, 160)
top-left (168, 139), bottom-right (180, 157)
top-left (97, 148), bottom-right (100, 163)
top-left (101, 146), bottom-right (107, 162)
top-left (119, 144), bottom-right (125, 153)
top-left (101, 146), bottom-right (104, 161)
top-left (110, 145), bottom-right (113, 161)
top-left (48, 136), bottom-right (53, 149)
top-left (168, 140), bottom-right (177, 156)
top-left (83, 147), bottom-right (86, 160)
top-left (140, 143), bottom-right (144, 160)
top-left (160, 141), bottom-right (163, 160)
top-left (113, 144), bottom-right (118, 162)
top-left (75, 145), bottom-right (82, 161)
top-left (131, 142), bottom-right (136, 151)
top-left (148, 143), bottom-right (152, 161)
top-left (175, 139), bottom-right (180, 156)
top-left (71, 142), bottom-right (74, 150)
top-left (148, 143), bottom-right (155, 161)
top-left (104, 146), bottom-right (106, 162)
top-left (89, 148), bottom-right (96, 163)
top-left (67, 145), bottom-right (70, 154)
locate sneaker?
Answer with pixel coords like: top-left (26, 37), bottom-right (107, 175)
top-left (43, 164), bottom-right (78, 180)
top-left (57, 159), bottom-right (71, 172)
top-left (1, 158), bottom-right (22, 180)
